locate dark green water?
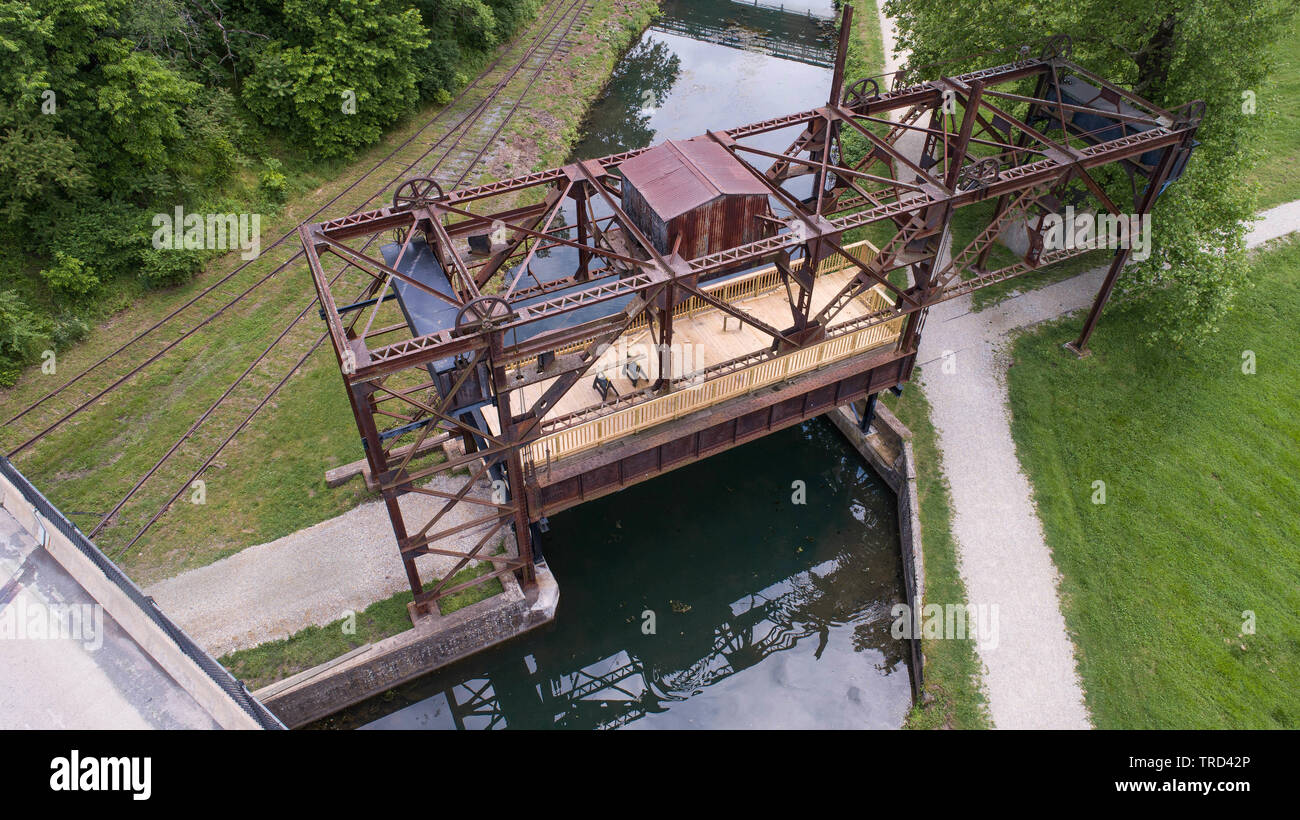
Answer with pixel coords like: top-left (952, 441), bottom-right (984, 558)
top-left (317, 0), bottom-right (913, 730)
top-left (320, 421), bottom-right (910, 730)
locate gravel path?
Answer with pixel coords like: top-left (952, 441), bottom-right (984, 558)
top-left (918, 280), bottom-right (1098, 728)
top-left (875, 4), bottom-right (1299, 728)
top-left (146, 472), bottom-right (513, 658)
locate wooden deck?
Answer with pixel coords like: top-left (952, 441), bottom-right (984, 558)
top-left (480, 241), bottom-right (903, 462)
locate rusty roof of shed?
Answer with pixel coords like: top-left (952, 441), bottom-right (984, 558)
top-left (620, 139), bottom-right (771, 221)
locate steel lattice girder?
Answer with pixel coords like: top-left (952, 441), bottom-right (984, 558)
top-left (299, 34), bottom-right (1202, 607)
top-left (301, 61), bottom-right (1198, 387)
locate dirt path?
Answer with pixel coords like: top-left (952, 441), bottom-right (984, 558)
top-left (146, 472), bottom-right (511, 658)
top-left (876, 4), bottom-right (1299, 728)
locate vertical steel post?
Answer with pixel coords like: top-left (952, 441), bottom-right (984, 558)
top-left (828, 5), bottom-right (853, 107)
top-left (1066, 124), bottom-right (1198, 356)
top-left (490, 329), bottom-right (535, 587)
top-left (352, 380), bottom-right (424, 597)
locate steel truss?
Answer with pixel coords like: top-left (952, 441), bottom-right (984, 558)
top-left (299, 6), bottom-right (1202, 613)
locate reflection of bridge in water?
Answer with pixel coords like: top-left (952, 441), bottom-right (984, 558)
top-left (364, 549), bottom-right (904, 730)
top-left (652, 0), bottom-right (837, 69)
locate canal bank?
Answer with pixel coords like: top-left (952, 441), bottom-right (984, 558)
top-left (299, 0), bottom-right (920, 730)
top-left (229, 0), bottom-right (926, 729)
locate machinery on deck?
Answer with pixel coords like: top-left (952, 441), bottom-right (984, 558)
top-left (299, 7), bottom-right (1201, 614)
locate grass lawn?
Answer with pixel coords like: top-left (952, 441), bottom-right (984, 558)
top-left (1254, 11), bottom-right (1300, 208)
top-left (883, 375), bottom-right (990, 729)
top-left (0, 0), bottom-right (655, 585)
top-left (1005, 237), bottom-right (1300, 729)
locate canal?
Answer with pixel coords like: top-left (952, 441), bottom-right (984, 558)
top-left (317, 0), bottom-right (914, 730)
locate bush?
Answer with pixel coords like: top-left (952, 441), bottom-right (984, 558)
top-left (38, 199), bottom-right (148, 286)
top-left (139, 247), bottom-right (205, 289)
top-left (241, 0), bottom-right (427, 159)
top-left (51, 314), bottom-right (90, 348)
top-left (40, 251), bottom-right (99, 299)
top-left (259, 158), bottom-right (288, 204)
top-left (0, 290), bottom-right (52, 386)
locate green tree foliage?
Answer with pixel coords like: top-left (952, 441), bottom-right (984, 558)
top-left (241, 0), bottom-right (427, 158)
top-left (884, 0), bottom-right (1295, 344)
top-left (0, 0), bottom-right (540, 379)
top-left (259, 157), bottom-right (289, 203)
top-left (400, 0), bottom-right (545, 103)
top-left (39, 252), bottom-right (98, 299)
top-left (0, 290), bottom-right (52, 386)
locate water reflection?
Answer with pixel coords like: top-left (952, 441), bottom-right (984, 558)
top-left (658, 0), bottom-right (839, 68)
top-left (572, 0), bottom-right (837, 159)
top-left (316, 0), bottom-right (913, 731)
top-left (318, 421), bottom-right (910, 730)
top-left (573, 38), bottom-right (682, 161)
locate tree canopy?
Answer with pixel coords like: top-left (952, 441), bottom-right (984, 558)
top-left (0, 0), bottom-right (541, 383)
top-left (883, 0), bottom-right (1295, 344)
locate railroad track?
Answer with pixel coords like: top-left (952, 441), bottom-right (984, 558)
top-left (3, 0), bottom-right (586, 457)
top-left (3, 0), bottom-right (594, 553)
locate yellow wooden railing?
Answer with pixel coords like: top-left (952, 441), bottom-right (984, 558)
top-left (525, 284), bottom-right (902, 466)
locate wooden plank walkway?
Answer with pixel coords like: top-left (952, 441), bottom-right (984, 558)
top-left (480, 242), bottom-right (904, 461)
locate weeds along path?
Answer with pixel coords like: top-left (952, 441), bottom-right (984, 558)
top-left (1, 0), bottom-right (595, 579)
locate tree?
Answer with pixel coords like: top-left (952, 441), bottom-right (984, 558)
top-left (883, 0), bottom-right (1295, 344)
top-left (40, 251), bottom-right (99, 299)
top-left (241, 0), bottom-right (427, 158)
top-left (0, 290), bottom-right (51, 386)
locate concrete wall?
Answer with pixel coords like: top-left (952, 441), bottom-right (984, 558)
top-left (826, 401), bottom-right (926, 695)
top-left (0, 460), bottom-right (281, 729)
top-left (255, 562), bottom-right (559, 727)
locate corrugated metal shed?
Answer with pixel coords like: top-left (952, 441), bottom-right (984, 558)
top-left (620, 139), bottom-right (773, 260)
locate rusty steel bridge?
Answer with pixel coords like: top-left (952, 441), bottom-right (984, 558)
top-left (299, 6), bottom-right (1202, 615)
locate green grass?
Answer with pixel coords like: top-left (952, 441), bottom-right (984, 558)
top-left (0, 0), bottom-right (655, 585)
top-left (220, 548), bottom-right (507, 690)
top-left (1253, 12), bottom-right (1300, 208)
top-left (840, 0), bottom-right (885, 82)
top-left (1004, 237), bottom-right (1300, 728)
top-left (883, 375), bottom-right (990, 729)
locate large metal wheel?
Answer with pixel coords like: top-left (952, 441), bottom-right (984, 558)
top-left (454, 296), bottom-right (513, 333)
top-left (844, 77), bottom-right (881, 107)
top-left (957, 157), bottom-right (1000, 190)
top-left (393, 177), bottom-right (444, 210)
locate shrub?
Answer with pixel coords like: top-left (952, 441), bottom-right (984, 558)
top-left (40, 251), bottom-right (99, 299)
top-left (259, 158), bottom-right (288, 204)
top-left (0, 290), bottom-right (52, 386)
top-left (51, 314), bottom-right (90, 348)
top-left (139, 247), bottom-right (205, 288)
